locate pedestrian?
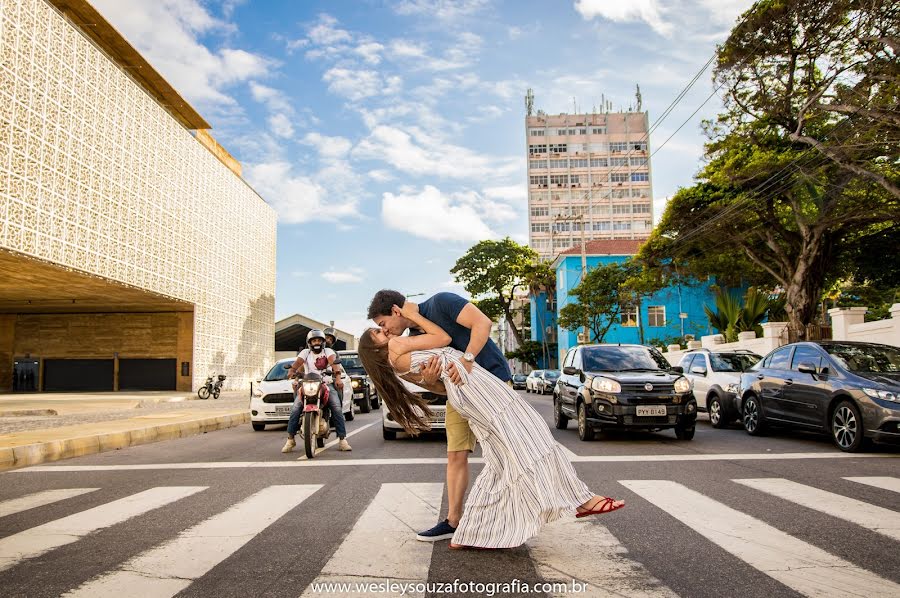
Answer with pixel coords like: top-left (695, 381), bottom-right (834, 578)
top-left (359, 301), bottom-right (624, 549)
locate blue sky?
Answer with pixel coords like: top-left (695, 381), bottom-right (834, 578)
top-left (92, 0), bottom-right (754, 337)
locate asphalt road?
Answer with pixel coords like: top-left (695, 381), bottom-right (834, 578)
top-left (2, 391), bottom-right (899, 598)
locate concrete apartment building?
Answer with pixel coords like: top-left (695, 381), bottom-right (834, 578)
top-left (0, 0), bottom-right (276, 392)
top-left (525, 91), bottom-right (653, 261)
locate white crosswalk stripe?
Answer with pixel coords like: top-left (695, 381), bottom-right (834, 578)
top-left (300, 483), bottom-right (443, 598)
top-left (527, 518), bottom-right (679, 597)
top-left (621, 479), bottom-right (900, 598)
top-left (736, 478), bottom-right (900, 541)
top-left (0, 488), bottom-right (99, 519)
top-left (845, 476), bottom-right (900, 494)
top-left (63, 485), bottom-right (321, 598)
top-left (0, 486), bottom-right (206, 573)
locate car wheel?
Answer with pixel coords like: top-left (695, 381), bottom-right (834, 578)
top-left (360, 391), bottom-right (371, 413)
top-left (554, 397), bottom-right (569, 430)
top-left (742, 394), bottom-right (766, 436)
top-left (831, 399), bottom-right (866, 452)
top-left (577, 402), bottom-right (594, 441)
top-left (382, 426), bottom-right (397, 440)
top-left (371, 396), bottom-right (380, 410)
top-left (674, 423), bottom-right (695, 440)
top-left (708, 395), bottom-right (727, 429)
top-left (251, 422), bottom-right (265, 432)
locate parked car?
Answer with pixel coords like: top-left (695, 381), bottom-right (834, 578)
top-left (249, 358), bottom-right (354, 431)
top-left (525, 370), bottom-right (545, 393)
top-left (555, 344), bottom-right (696, 441)
top-left (511, 373), bottom-right (527, 390)
top-left (337, 350), bottom-right (379, 413)
top-left (679, 349), bottom-right (761, 428)
top-left (536, 369), bottom-right (561, 395)
top-left (382, 379), bottom-right (447, 440)
top-left (738, 341), bottom-right (900, 452)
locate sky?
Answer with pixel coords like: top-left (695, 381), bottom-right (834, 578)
top-left (91, 0), bottom-right (755, 338)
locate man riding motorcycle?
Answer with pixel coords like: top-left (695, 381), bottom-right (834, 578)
top-left (282, 329), bottom-right (352, 453)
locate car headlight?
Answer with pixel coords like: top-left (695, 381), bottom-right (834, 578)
top-left (252, 386), bottom-right (263, 398)
top-left (591, 377), bottom-right (621, 393)
top-left (302, 382), bottom-right (320, 396)
top-left (863, 388), bottom-right (898, 402)
top-left (725, 382), bottom-right (739, 394)
top-left (674, 377), bottom-right (692, 393)
top-left (351, 379), bottom-right (360, 389)
top-left (686, 401), bottom-right (696, 413)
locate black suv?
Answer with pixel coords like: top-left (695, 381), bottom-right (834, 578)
top-left (555, 344), bottom-right (696, 441)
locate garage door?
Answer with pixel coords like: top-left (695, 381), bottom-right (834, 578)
top-left (43, 359), bottom-right (114, 391)
top-left (118, 359), bottom-right (177, 391)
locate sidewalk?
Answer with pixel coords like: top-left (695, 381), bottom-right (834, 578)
top-left (0, 391), bottom-right (250, 471)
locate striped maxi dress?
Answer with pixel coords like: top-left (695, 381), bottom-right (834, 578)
top-left (408, 348), bottom-right (595, 548)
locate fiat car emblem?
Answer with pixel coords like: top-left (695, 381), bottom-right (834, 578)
top-left (644, 383), bottom-right (654, 391)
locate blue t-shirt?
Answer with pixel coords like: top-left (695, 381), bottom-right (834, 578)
top-left (415, 292), bottom-right (512, 382)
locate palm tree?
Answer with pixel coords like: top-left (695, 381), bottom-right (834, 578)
top-left (704, 286), bottom-right (782, 342)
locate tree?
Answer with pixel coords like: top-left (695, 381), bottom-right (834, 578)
top-left (703, 286), bottom-right (780, 342)
top-left (505, 340), bottom-right (556, 368)
top-left (557, 263), bottom-right (630, 343)
top-left (451, 238), bottom-right (536, 346)
top-left (716, 0), bottom-right (899, 200)
top-left (521, 261), bottom-right (557, 367)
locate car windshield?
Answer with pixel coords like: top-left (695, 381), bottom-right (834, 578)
top-left (340, 354), bottom-right (365, 373)
top-left (710, 353), bottom-right (760, 372)
top-left (264, 362), bottom-right (292, 381)
top-left (823, 344), bottom-right (900, 373)
top-left (544, 370), bottom-right (559, 379)
top-left (512, 374), bottom-right (527, 381)
top-left (583, 346), bottom-right (671, 372)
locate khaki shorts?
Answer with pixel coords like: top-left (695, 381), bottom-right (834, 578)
top-left (445, 401), bottom-right (477, 453)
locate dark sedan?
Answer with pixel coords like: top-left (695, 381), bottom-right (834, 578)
top-left (739, 341), bottom-right (900, 452)
top-left (555, 344), bottom-right (696, 441)
top-left (511, 374), bottom-right (527, 390)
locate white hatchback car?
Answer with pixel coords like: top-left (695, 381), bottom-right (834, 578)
top-left (679, 349), bottom-right (761, 428)
top-left (382, 379), bottom-right (447, 440)
top-left (250, 358), bottom-right (354, 431)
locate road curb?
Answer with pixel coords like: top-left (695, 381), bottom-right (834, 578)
top-left (0, 412), bottom-right (249, 471)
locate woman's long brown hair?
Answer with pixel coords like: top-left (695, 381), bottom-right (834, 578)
top-left (358, 328), bottom-right (432, 435)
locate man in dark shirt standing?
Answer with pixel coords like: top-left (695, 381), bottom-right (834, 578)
top-left (367, 289), bottom-right (512, 542)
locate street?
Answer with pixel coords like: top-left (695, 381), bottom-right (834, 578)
top-left (1, 391), bottom-right (899, 598)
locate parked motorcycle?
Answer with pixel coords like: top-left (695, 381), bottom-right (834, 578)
top-left (197, 374), bottom-right (226, 400)
top-left (296, 371), bottom-right (332, 459)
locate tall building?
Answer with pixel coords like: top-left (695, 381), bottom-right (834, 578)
top-left (525, 92), bottom-right (654, 261)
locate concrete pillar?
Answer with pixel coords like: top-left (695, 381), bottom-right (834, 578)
top-left (827, 307), bottom-right (867, 341)
top-left (738, 331), bottom-right (757, 341)
top-left (760, 322), bottom-right (789, 352)
top-left (0, 315), bottom-right (15, 392)
top-left (667, 344), bottom-right (681, 353)
top-left (701, 334), bottom-right (725, 348)
top-left (176, 311), bottom-right (195, 392)
top-left (686, 340), bottom-right (702, 350)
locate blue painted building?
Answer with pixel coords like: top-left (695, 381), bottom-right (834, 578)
top-left (530, 239), bottom-right (718, 367)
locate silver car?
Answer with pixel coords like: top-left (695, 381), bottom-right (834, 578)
top-left (382, 379), bottom-right (447, 440)
top-left (679, 349), bottom-right (760, 428)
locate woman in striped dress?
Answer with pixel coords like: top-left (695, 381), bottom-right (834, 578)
top-left (358, 302), bottom-right (624, 549)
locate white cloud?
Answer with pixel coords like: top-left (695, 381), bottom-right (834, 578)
top-left (382, 185), bottom-right (496, 242)
top-left (483, 185), bottom-right (527, 202)
top-left (243, 161), bottom-right (359, 223)
top-left (322, 68), bottom-right (401, 101)
top-left (249, 82), bottom-right (292, 112)
top-left (388, 39), bottom-right (427, 58)
top-left (322, 270), bottom-right (364, 284)
top-left (91, 0), bottom-right (274, 106)
top-left (308, 14), bottom-right (352, 45)
top-left (392, 0), bottom-right (489, 20)
top-left (302, 132), bottom-right (353, 159)
top-left (354, 41), bottom-right (385, 64)
top-left (574, 0), bottom-right (673, 37)
top-left (368, 169), bottom-right (395, 182)
top-left (268, 113), bottom-right (295, 138)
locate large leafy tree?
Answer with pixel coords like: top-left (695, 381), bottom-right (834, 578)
top-left (557, 263), bottom-right (630, 343)
top-left (451, 238), bottom-right (537, 346)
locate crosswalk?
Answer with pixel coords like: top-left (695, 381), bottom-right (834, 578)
top-left (0, 476), bottom-right (898, 597)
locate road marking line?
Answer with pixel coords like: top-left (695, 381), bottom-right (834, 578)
top-left (62, 484), bottom-right (320, 598)
top-left (12, 452), bottom-right (898, 472)
top-left (736, 478), bottom-right (900, 542)
top-left (621, 480), bottom-right (900, 598)
top-left (300, 483), bottom-right (443, 598)
top-left (0, 486), bottom-right (206, 573)
top-left (845, 477), bottom-right (900, 494)
top-left (0, 488), bottom-right (99, 519)
top-left (528, 518), bottom-right (678, 597)
top-left (557, 444), bottom-right (579, 460)
top-left (296, 421), bottom-right (378, 461)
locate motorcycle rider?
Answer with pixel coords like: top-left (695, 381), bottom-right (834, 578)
top-left (283, 329), bottom-right (352, 453)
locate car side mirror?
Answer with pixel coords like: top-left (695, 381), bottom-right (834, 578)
top-left (670, 366), bottom-right (684, 374)
top-left (797, 362), bottom-right (818, 375)
top-left (690, 366), bottom-right (707, 376)
top-left (563, 366), bottom-right (579, 376)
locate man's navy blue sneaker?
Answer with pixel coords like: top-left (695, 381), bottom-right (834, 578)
top-left (416, 519), bottom-right (456, 542)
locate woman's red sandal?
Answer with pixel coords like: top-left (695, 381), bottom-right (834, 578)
top-left (576, 497), bottom-right (624, 518)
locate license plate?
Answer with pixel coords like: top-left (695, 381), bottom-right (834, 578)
top-left (354, 392), bottom-right (365, 398)
top-left (636, 405), bottom-right (667, 417)
top-left (430, 412), bottom-right (446, 423)
top-left (275, 406), bottom-right (292, 416)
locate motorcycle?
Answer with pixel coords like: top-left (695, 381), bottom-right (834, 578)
top-left (197, 374), bottom-right (226, 400)
top-left (296, 371), bottom-right (332, 459)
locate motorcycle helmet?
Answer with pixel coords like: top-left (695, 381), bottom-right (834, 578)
top-left (306, 329), bottom-right (326, 353)
top-left (323, 326), bottom-right (337, 346)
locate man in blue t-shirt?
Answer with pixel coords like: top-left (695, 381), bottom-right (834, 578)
top-left (367, 289), bottom-right (512, 542)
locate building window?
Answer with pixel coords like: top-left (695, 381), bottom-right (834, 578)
top-left (550, 174), bottom-right (568, 186)
top-left (609, 141), bottom-right (630, 152)
top-left (529, 175), bottom-right (548, 186)
top-left (590, 158), bottom-right (607, 167)
top-left (529, 129), bottom-right (545, 136)
top-left (648, 306), bottom-right (666, 327)
top-left (529, 159), bottom-right (547, 169)
top-left (569, 174), bottom-right (580, 185)
top-left (620, 304), bottom-right (638, 327)
top-left (548, 143), bottom-right (568, 154)
top-left (557, 129), bottom-right (567, 135)
top-left (630, 157), bottom-right (647, 167)
top-left (632, 203), bottom-right (651, 213)
top-left (589, 142), bottom-right (608, 153)
top-left (592, 127), bottom-right (606, 134)
top-left (609, 157), bottom-right (628, 167)
top-left (631, 188), bottom-right (648, 197)
top-left (613, 221), bottom-right (632, 230)
top-left (631, 172), bottom-right (649, 182)
top-left (610, 173), bottom-right (629, 183)
top-left (531, 222), bottom-right (550, 233)
top-left (570, 158), bottom-right (588, 168)
top-left (592, 205), bottom-right (611, 216)
top-left (549, 159), bottom-right (568, 168)
top-left (632, 141), bottom-right (648, 151)
top-left (529, 144), bottom-right (547, 155)
top-left (612, 204), bottom-right (630, 214)
top-left (530, 206), bottom-right (549, 217)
